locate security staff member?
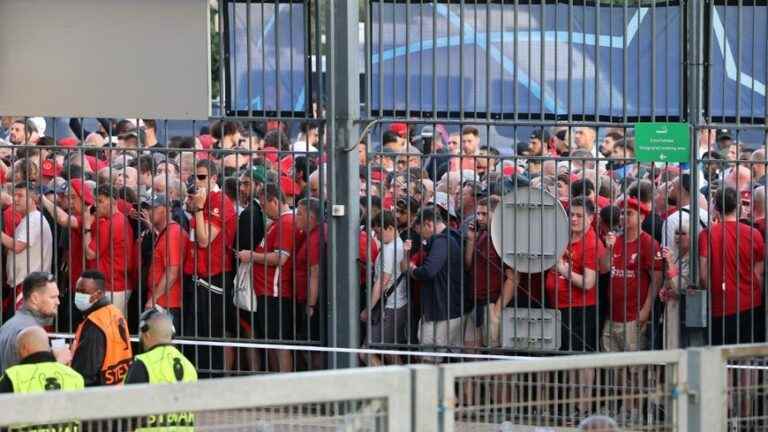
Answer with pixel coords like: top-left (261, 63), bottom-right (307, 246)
top-left (0, 326), bottom-right (84, 393)
top-left (125, 307), bottom-right (197, 431)
top-left (71, 270), bottom-right (133, 386)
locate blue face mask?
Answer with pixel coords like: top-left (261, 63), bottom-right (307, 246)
top-left (74, 292), bottom-right (94, 312)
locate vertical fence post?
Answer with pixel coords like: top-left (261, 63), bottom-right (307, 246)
top-left (685, 0), bottom-right (707, 347)
top-left (410, 365), bottom-right (439, 432)
top-left (686, 347), bottom-right (727, 431)
top-left (325, 0), bottom-right (361, 369)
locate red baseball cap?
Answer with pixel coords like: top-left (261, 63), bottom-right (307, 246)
top-left (369, 168), bottom-right (384, 182)
top-left (279, 176), bottom-right (300, 197)
top-left (198, 134), bottom-right (214, 150)
top-left (41, 160), bottom-right (62, 178)
top-left (617, 197), bottom-right (650, 216)
top-left (263, 147), bottom-right (279, 164)
top-left (57, 137), bottom-right (78, 148)
top-left (69, 179), bottom-right (95, 206)
top-left (279, 155), bottom-right (294, 175)
top-left (389, 122), bottom-right (408, 138)
top-left (266, 120), bottom-right (285, 132)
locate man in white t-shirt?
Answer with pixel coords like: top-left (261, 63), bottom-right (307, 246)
top-left (360, 211), bottom-right (408, 366)
top-left (662, 173), bottom-right (708, 260)
top-left (1, 182), bottom-right (53, 309)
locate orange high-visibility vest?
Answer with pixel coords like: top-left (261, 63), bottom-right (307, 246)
top-left (72, 304), bottom-right (133, 385)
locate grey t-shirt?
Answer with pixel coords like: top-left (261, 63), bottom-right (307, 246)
top-left (0, 307), bottom-right (50, 375)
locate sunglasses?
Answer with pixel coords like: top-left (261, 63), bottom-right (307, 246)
top-left (674, 231), bottom-right (688, 236)
top-left (196, 174), bottom-right (208, 181)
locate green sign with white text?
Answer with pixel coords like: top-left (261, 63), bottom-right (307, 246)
top-left (634, 122), bottom-right (691, 163)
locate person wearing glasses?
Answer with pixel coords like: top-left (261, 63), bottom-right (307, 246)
top-left (182, 159), bottom-right (237, 377)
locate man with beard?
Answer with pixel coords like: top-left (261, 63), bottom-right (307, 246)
top-left (600, 132), bottom-right (624, 158)
top-left (607, 139), bottom-right (636, 180)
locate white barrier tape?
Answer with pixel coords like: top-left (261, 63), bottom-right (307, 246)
top-left (48, 332), bottom-right (534, 361)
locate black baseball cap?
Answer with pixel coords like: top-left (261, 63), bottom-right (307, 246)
top-left (529, 129), bottom-right (550, 142)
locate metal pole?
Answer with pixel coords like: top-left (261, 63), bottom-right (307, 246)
top-left (686, 0), bottom-right (705, 347)
top-left (686, 347), bottom-right (727, 431)
top-left (326, 0), bottom-right (360, 369)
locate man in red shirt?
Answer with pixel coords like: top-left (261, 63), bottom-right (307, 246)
top-left (183, 159), bottom-right (237, 376)
top-left (239, 183), bottom-right (300, 372)
top-left (38, 178), bottom-right (94, 330)
top-left (753, 186), bottom-right (766, 235)
top-left (294, 197), bottom-right (322, 340)
top-left (146, 194), bottom-right (186, 328)
top-left (699, 187), bottom-right (765, 345)
top-left (39, 179), bottom-right (94, 292)
top-left (294, 197), bottom-right (323, 369)
top-left (603, 197), bottom-right (663, 351)
top-left (464, 195), bottom-right (516, 349)
top-left (83, 185), bottom-right (134, 318)
top-left (603, 197), bottom-right (663, 422)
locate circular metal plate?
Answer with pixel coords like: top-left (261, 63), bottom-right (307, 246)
top-left (490, 187), bottom-right (569, 273)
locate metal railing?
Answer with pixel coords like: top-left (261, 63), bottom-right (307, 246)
top-left (1, 344), bottom-right (767, 431)
top-left (0, 365), bottom-right (411, 431)
top-left (723, 345), bottom-right (768, 432)
top-left (440, 350), bottom-right (684, 431)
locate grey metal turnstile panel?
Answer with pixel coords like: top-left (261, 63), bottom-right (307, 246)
top-left (491, 187), bottom-right (569, 273)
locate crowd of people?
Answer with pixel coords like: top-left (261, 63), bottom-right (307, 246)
top-left (0, 116), bottom-right (764, 379)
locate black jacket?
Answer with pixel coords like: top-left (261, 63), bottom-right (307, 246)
top-left (411, 228), bottom-right (466, 321)
top-left (236, 199), bottom-right (265, 251)
top-left (71, 299), bottom-right (110, 387)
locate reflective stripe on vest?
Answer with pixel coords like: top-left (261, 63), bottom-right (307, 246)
top-left (133, 346), bottom-right (197, 431)
top-left (72, 304), bottom-right (133, 385)
top-left (4, 362), bottom-right (83, 431)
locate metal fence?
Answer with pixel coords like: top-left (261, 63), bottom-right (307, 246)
top-left (724, 345), bottom-right (768, 431)
top-left (3, 0), bottom-right (768, 372)
top-left (0, 365), bottom-right (411, 431)
top-left (441, 349), bottom-right (683, 431)
top-left (1, 343), bottom-right (767, 431)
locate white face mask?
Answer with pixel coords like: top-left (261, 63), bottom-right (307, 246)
top-left (74, 292), bottom-right (94, 312)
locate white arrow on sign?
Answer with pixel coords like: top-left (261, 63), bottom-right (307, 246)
top-left (659, 153), bottom-right (667, 160)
